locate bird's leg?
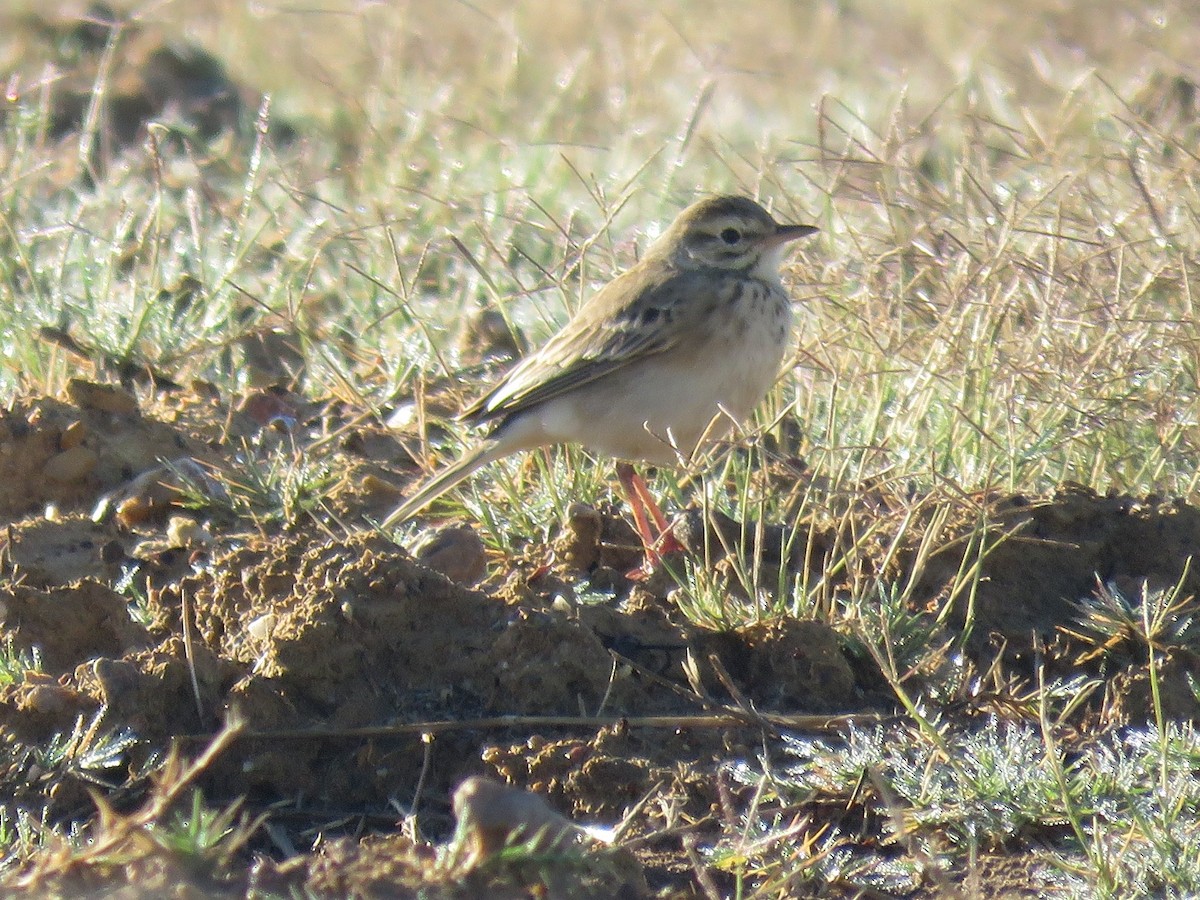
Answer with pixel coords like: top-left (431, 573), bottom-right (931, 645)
top-left (617, 462), bottom-right (658, 555)
top-left (616, 462), bottom-right (685, 565)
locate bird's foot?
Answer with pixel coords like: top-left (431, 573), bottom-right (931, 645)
top-left (617, 462), bottom-right (685, 579)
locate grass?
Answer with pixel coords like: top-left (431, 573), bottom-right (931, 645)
top-left (720, 719), bottom-right (1200, 897)
top-left (172, 439), bottom-right (339, 528)
top-left (2, 0), bottom-right (1200, 895)
top-left (0, 639), bottom-right (42, 688)
top-left (6, 1), bottom-right (1196, 504)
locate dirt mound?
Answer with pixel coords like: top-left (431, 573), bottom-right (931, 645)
top-left (0, 2), bottom-right (295, 175)
top-left (919, 485), bottom-right (1200, 662)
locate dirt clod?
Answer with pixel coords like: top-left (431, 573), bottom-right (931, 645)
top-left (413, 525), bottom-right (488, 585)
top-left (918, 485), bottom-right (1200, 662)
top-left (0, 580), bottom-right (148, 674)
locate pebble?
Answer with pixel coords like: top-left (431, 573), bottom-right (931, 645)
top-left (413, 525), bottom-right (487, 584)
top-left (59, 419), bottom-right (88, 450)
top-left (452, 776), bottom-right (583, 865)
top-left (42, 446), bottom-right (98, 482)
top-left (66, 378), bottom-right (138, 415)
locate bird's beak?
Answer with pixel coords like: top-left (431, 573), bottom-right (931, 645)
top-left (768, 223), bottom-right (819, 246)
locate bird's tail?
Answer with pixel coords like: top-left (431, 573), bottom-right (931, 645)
top-left (379, 440), bottom-right (508, 528)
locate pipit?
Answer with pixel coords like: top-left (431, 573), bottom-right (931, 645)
top-left (383, 195), bottom-right (817, 551)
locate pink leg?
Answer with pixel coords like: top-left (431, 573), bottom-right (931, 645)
top-left (616, 462), bottom-right (684, 564)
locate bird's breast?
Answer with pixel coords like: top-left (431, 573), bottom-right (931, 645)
top-left (508, 278), bottom-right (792, 465)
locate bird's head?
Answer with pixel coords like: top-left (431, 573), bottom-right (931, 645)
top-left (658, 195), bottom-right (817, 274)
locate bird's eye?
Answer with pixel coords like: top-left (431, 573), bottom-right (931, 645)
top-left (719, 227), bottom-right (741, 245)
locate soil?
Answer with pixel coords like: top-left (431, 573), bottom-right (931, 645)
top-left (1, 378), bottom-right (1196, 897)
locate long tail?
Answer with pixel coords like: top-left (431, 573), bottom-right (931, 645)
top-left (379, 440), bottom-right (509, 528)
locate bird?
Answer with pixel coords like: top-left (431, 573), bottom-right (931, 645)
top-left (382, 195), bottom-right (817, 552)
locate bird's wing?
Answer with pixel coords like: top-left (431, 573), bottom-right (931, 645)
top-left (461, 263), bottom-right (705, 425)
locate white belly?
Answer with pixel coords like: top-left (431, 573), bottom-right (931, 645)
top-left (502, 286), bottom-right (792, 466)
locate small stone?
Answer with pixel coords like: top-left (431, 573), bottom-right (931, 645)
top-left (362, 473), bottom-right (403, 499)
top-left (551, 594), bottom-right (574, 612)
top-left (385, 403), bottom-right (417, 430)
top-left (42, 446), bottom-right (98, 482)
top-left (25, 684), bottom-right (72, 716)
top-left (246, 613), bottom-right (277, 645)
top-left (166, 515), bottom-right (210, 548)
top-left (66, 378), bottom-right (138, 415)
top-left (413, 525), bottom-right (487, 585)
top-left (452, 776), bottom-right (583, 866)
top-left (59, 420), bottom-right (88, 450)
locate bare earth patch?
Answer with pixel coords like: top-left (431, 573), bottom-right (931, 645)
top-left (0, 379), bottom-right (1194, 896)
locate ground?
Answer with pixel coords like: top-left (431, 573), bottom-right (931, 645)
top-left (2, 380), bottom-right (1197, 897)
